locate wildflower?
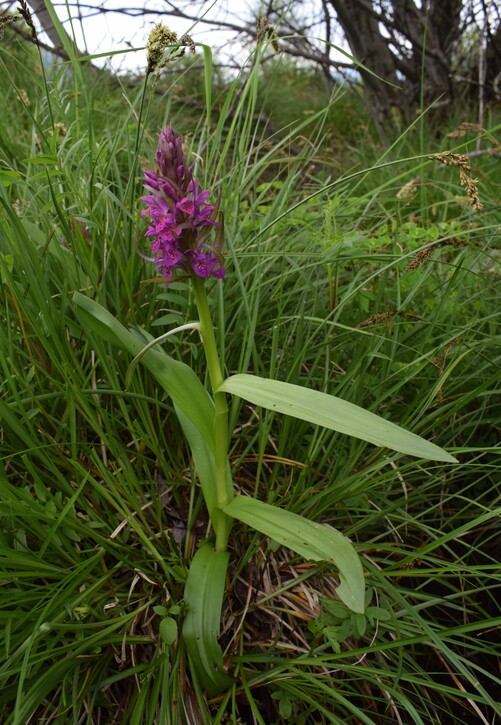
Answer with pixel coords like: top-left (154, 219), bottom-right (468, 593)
top-left (141, 126), bottom-right (224, 284)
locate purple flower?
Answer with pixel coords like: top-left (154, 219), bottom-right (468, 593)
top-left (190, 247), bottom-right (225, 279)
top-left (140, 126), bottom-right (224, 284)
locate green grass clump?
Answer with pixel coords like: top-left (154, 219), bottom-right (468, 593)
top-left (0, 9), bottom-right (500, 724)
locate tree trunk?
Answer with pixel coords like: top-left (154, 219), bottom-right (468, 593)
top-left (328, 0), bottom-right (463, 132)
top-left (28, 0), bottom-right (81, 58)
top-left (328, 0), bottom-right (402, 134)
top-left (485, 20), bottom-right (501, 100)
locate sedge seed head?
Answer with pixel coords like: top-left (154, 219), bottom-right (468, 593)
top-left (146, 22), bottom-right (178, 74)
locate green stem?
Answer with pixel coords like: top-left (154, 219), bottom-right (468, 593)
top-left (191, 276), bottom-right (233, 552)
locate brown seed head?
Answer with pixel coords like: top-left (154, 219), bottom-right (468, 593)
top-left (428, 151), bottom-right (482, 211)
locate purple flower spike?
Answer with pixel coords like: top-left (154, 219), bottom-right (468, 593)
top-left (140, 126), bottom-right (224, 285)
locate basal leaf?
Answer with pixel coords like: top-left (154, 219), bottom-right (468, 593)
top-left (182, 544), bottom-right (234, 695)
top-left (223, 496), bottom-right (365, 614)
top-left (72, 293), bottom-right (231, 537)
top-left (73, 293), bottom-right (215, 445)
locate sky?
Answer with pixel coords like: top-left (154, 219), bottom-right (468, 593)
top-left (50, 0), bottom-right (254, 74)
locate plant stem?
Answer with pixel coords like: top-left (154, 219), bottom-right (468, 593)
top-left (191, 276), bottom-right (233, 552)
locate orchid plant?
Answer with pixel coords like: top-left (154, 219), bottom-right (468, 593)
top-left (73, 126), bottom-right (457, 695)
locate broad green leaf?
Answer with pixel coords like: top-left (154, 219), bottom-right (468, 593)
top-left (223, 496), bottom-right (365, 614)
top-left (72, 292), bottom-right (215, 448)
top-left (176, 406), bottom-right (234, 543)
top-left (182, 544), bottom-right (234, 695)
top-left (159, 617), bottom-right (178, 646)
top-left (218, 374), bottom-right (457, 463)
top-left (175, 406), bottom-right (217, 523)
top-left (0, 169), bottom-right (22, 187)
top-left (72, 293), bottom-right (231, 538)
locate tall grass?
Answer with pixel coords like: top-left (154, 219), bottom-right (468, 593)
top-left (0, 9), bottom-right (500, 723)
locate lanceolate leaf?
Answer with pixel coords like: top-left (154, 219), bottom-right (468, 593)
top-left (72, 293), bottom-right (232, 536)
top-left (223, 496), bottom-right (365, 614)
top-left (182, 544), bottom-right (234, 695)
top-left (175, 407), bottom-right (233, 541)
top-left (217, 374), bottom-right (457, 463)
top-left (72, 292), bottom-right (215, 446)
